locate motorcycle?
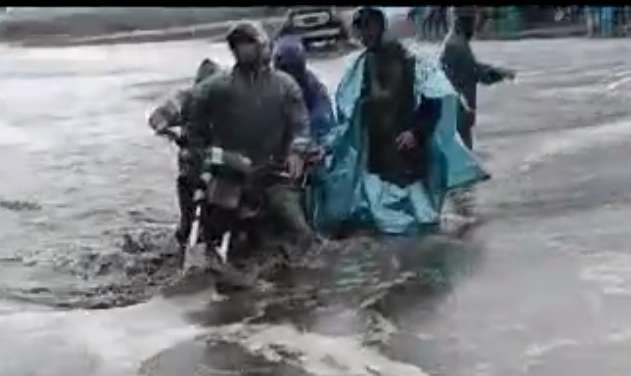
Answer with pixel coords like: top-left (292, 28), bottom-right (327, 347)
top-left (188, 147), bottom-right (294, 268)
top-left (156, 127), bottom-right (321, 276)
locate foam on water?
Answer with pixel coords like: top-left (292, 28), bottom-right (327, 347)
top-left (211, 323), bottom-right (430, 376)
top-left (0, 119), bottom-right (31, 146)
top-left (0, 293), bottom-right (210, 376)
top-left (519, 119), bottom-right (631, 173)
top-left (606, 75), bottom-right (631, 92)
top-left (524, 338), bottom-right (581, 359)
top-left (580, 252), bottom-right (631, 297)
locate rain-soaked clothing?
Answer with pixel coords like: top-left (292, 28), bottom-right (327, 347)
top-left (147, 58), bottom-right (221, 245)
top-left (189, 21), bottom-right (314, 245)
top-left (361, 39), bottom-right (442, 187)
top-left (310, 7), bottom-right (489, 235)
top-left (272, 36), bottom-right (335, 145)
top-left (439, 6), bottom-right (513, 149)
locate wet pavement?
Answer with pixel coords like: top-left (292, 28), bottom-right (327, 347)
top-left (2, 37), bottom-right (631, 375)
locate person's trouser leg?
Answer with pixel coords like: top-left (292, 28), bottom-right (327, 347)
top-left (458, 125), bottom-right (473, 150)
top-left (457, 106), bottom-right (475, 150)
top-left (175, 174), bottom-right (197, 247)
top-left (265, 185), bottom-right (314, 251)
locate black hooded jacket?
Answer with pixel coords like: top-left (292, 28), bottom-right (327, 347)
top-left (188, 21), bottom-right (311, 165)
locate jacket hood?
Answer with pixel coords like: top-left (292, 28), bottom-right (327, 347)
top-left (194, 58), bottom-right (220, 84)
top-left (272, 35), bottom-right (306, 74)
top-left (225, 20), bottom-right (272, 65)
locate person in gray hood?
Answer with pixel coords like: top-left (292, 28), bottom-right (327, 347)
top-left (439, 6), bottom-right (516, 149)
top-left (188, 21), bottom-right (315, 250)
top-left (148, 58), bottom-right (221, 249)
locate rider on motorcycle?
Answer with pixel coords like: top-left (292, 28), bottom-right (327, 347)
top-left (188, 21), bottom-right (315, 252)
top-left (147, 58), bottom-right (222, 249)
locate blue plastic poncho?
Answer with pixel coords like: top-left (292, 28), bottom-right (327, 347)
top-left (309, 40), bottom-right (490, 235)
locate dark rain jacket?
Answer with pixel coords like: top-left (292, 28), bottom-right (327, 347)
top-left (147, 58), bottom-right (221, 177)
top-left (439, 7), bottom-right (513, 131)
top-left (189, 22), bottom-right (311, 165)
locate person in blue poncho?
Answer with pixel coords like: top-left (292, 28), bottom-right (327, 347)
top-left (310, 6), bottom-right (490, 236)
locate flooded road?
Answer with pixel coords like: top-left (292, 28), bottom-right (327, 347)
top-left (2, 37), bottom-right (631, 375)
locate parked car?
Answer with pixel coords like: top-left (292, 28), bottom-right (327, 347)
top-left (275, 7), bottom-right (349, 49)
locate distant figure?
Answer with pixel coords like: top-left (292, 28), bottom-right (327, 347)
top-left (410, 6), bottom-right (442, 40)
top-left (439, 6), bottom-right (515, 219)
top-left (426, 6), bottom-right (448, 40)
top-left (440, 6), bottom-right (516, 149)
top-left (600, 6), bottom-right (615, 36)
top-left (585, 6), bottom-right (598, 37)
top-left (476, 7), bottom-right (494, 35)
top-left (407, 6), bottom-right (430, 40)
top-left (585, 6), bottom-right (616, 37)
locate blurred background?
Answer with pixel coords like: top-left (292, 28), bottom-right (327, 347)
top-left (1, 6), bottom-right (630, 47)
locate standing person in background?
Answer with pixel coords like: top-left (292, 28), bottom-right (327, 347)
top-left (407, 6), bottom-right (428, 40)
top-left (439, 6), bottom-right (514, 220)
top-left (439, 6), bottom-right (516, 150)
top-left (585, 6), bottom-right (601, 37)
top-left (600, 6), bottom-right (615, 37)
top-left (475, 7), bottom-right (493, 36)
top-left (426, 6), bottom-right (449, 40)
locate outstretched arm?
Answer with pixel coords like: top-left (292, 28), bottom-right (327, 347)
top-left (475, 60), bottom-right (516, 85)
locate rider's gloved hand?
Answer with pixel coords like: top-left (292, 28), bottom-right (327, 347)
top-left (148, 108), bottom-right (170, 133)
